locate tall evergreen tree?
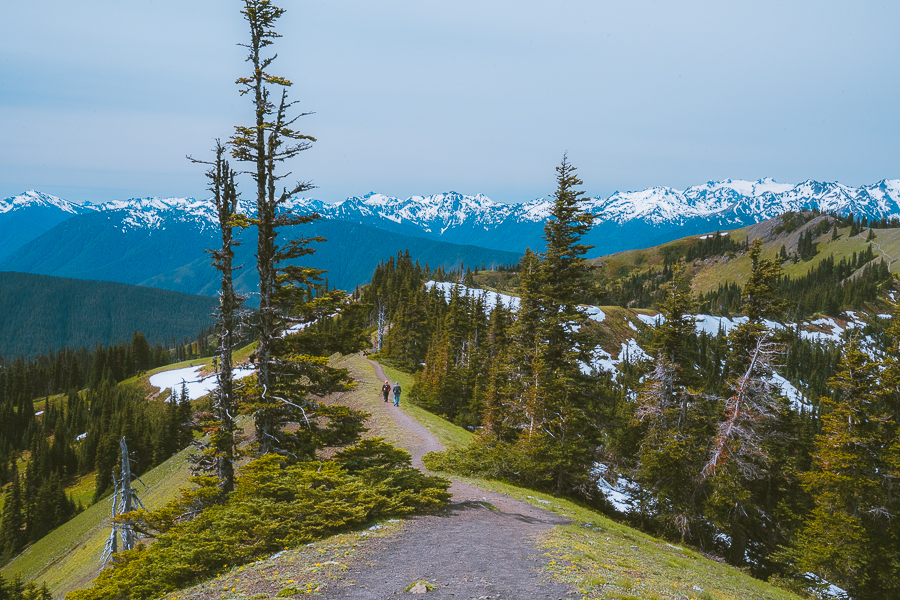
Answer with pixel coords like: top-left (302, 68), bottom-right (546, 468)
top-left (229, 0), bottom-right (360, 458)
top-left (191, 142), bottom-right (246, 492)
top-left (786, 320), bottom-right (900, 598)
top-left (0, 461), bottom-right (24, 563)
top-left (514, 155), bottom-right (598, 495)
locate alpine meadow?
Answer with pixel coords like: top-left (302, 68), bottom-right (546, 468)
top-left (2, 2), bottom-right (900, 600)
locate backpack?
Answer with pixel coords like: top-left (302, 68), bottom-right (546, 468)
top-left (393, 384), bottom-right (401, 395)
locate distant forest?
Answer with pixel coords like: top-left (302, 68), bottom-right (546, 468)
top-left (0, 272), bottom-right (218, 359)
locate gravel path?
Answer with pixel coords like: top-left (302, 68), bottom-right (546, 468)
top-left (321, 357), bottom-right (573, 600)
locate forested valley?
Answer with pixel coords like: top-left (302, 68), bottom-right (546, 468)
top-left (0, 327), bottom-right (247, 566)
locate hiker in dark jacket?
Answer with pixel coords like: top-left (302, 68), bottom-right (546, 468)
top-left (392, 382), bottom-right (401, 406)
top-left (381, 380), bottom-right (391, 402)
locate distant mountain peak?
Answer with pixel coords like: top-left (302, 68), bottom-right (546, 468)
top-left (0, 190), bottom-right (92, 215)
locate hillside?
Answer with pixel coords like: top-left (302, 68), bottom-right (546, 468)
top-left (8, 355), bottom-right (801, 600)
top-left (1, 443), bottom-right (197, 598)
top-left (585, 211), bottom-right (897, 315)
top-left (0, 272), bottom-right (217, 359)
top-left (0, 214), bottom-right (521, 298)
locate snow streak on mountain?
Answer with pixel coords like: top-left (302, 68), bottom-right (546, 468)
top-left (5, 178), bottom-right (900, 256)
top-left (0, 190), bottom-right (92, 216)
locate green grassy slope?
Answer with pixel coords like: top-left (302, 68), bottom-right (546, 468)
top-left (2, 446), bottom-right (195, 598)
top-left (590, 214), bottom-right (900, 300)
top-left (2, 346), bottom-right (256, 597)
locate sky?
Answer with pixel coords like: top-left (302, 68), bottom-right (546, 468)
top-left (2, 1), bottom-right (899, 205)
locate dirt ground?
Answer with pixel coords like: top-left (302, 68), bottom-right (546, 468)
top-left (318, 357), bottom-right (573, 600)
top-left (174, 356), bottom-right (575, 600)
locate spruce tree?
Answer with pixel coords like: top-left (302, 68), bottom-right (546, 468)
top-left (515, 155), bottom-right (598, 495)
top-left (0, 461), bottom-right (24, 563)
top-left (229, 0), bottom-right (360, 458)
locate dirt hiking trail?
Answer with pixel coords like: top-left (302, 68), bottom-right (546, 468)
top-left (320, 356), bottom-right (574, 600)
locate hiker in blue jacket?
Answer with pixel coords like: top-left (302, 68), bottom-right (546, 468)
top-left (392, 381), bottom-right (401, 406)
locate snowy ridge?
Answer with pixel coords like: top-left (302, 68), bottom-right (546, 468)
top-left (0, 190), bottom-right (95, 215)
top-left (278, 177), bottom-right (900, 233)
top-left (95, 196), bottom-right (250, 232)
top-left (285, 177), bottom-right (900, 232)
top-left (6, 177), bottom-right (900, 236)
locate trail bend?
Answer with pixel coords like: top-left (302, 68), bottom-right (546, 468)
top-left (317, 354), bottom-right (573, 600)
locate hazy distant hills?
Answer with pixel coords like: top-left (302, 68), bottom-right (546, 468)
top-left (0, 203), bottom-right (521, 298)
top-left (3, 178), bottom-right (900, 298)
top-left (0, 271), bottom-right (217, 359)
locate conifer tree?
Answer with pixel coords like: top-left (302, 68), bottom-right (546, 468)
top-left (514, 155), bottom-right (598, 495)
top-left (703, 237), bottom-right (791, 564)
top-left (786, 321), bottom-right (900, 598)
top-left (0, 461), bottom-right (24, 562)
top-left (191, 142), bottom-right (246, 491)
top-left (229, 0), bottom-right (360, 457)
top-left (633, 278), bottom-right (712, 541)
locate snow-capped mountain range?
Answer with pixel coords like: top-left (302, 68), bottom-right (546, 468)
top-left (4, 178), bottom-right (900, 257)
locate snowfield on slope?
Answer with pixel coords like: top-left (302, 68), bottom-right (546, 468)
top-left (423, 282), bottom-right (887, 409)
top-left (149, 365), bottom-right (257, 401)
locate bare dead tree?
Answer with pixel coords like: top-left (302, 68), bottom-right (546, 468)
top-left (100, 438), bottom-right (147, 568)
top-left (702, 334), bottom-right (783, 480)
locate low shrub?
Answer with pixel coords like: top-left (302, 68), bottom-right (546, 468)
top-left (67, 439), bottom-right (449, 600)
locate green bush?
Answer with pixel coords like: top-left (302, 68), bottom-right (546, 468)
top-left (67, 439), bottom-right (449, 600)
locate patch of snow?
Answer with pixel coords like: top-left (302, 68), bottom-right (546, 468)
top-left (583, 347), bottom-right (617, 376)
top-left (595, 464), bottom-right (639, 514)
top-left (426, 281), bottom-right (521, 311)
top-left (34, 410), bottom-right (44, 416)
top-left (802, 572), bottom-right (849, 599)
top-left (694, 314), bottom-right (747, 336)
top-left (771, 373), bottom-right (808, 409)
top-left (149, 365), bottom-right (257, 401)
top-left (75, 432), bottom-right (87, 441)
top-left (878, 313), bottom-right (892, 319)
top-left (801, 318), bottom-right (845, 343)
top-left (619, 338), bottom-right (651, 364)
top-left (583, 306), bottom-right (606, 323)
top-left (636, 313), bottom-right (664, 326)
top-left (627, 320), bottom-right (638, 331)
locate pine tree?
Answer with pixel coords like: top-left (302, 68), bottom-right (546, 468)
top-left (190, 142), bottom-right (246, 492)
top-left (0, 461), bottom-right (25, 563)
top-left (515, 155), bottom-right (599, 495)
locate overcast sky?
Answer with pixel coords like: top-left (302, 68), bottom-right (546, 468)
top-left (1, 1), bottom-right (898, 204)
